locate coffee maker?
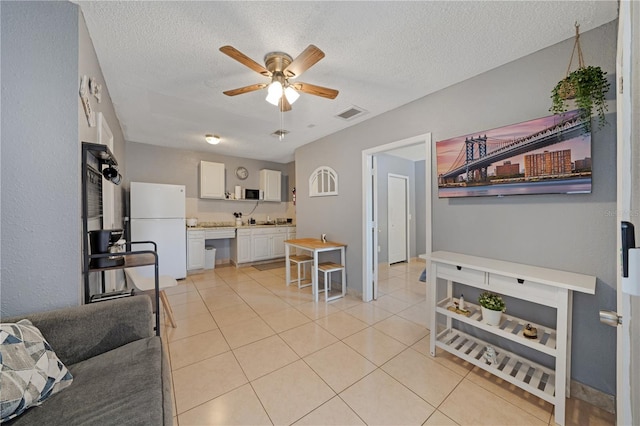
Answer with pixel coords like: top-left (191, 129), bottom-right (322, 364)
top-left (89, 229), bottom-right (125, 268)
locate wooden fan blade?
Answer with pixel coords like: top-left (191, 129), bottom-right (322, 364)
top-left (223, 83), bottom-right (267, 96)
top-left (292, 82), bottom-right (339, 99)
top-left (279, 95), bottom-right (292, 112)
top-left (219, 46), bottom-right (271, 77)
top-left (283, 45), bottom-right (325, 78)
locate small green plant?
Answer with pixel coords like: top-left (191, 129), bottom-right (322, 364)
top-left (478, 291), bottom-right (506, 312)
top-left (550, 65), bottom-right (610, 132)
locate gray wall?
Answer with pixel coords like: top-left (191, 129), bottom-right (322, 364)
top-left (295, 21), bottom-right (617, 394)
top-left (1, 2), bottom-right (80, 316)
top-left (125, 142), bottom-right (295, 262)
top-left (1, 2), bottom-right (127, 316)
top-left (78, 8), bottom-right (128, 294)
top-left (125, 141), bottom-right (293, 201)
top-left (376, 154), bottom-right (417, 263)
top-left (78, 8), bottom-right (127, 227)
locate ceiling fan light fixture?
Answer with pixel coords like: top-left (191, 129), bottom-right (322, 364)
top-left (265, 81), bottom-right (283, 105)
top-left (205, 134), bottom-right (221, 145)
top-left (284, 86), bottom-right (300, 104)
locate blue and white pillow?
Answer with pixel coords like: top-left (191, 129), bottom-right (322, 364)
top-left (0, 319), bottom-right (73, 422)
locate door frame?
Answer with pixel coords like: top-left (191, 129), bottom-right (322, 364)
top-left (361, 132), bottom-right (432, 302)
top-left (615, 2), bottom-right (637, 424)
top-left (387, 173), bottom-right (410, 265)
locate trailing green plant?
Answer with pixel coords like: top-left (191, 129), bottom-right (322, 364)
top-left (478, 291), bottom-right (506, 312)
top-left (550, 65), bottom-right (610, 132)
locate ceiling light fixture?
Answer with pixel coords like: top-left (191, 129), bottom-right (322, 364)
top-left (205, 134), bottom-right (221, 145)
top-left (220, 45), bottom-right (338, 113)
top-left (265, 81), bottom-right (283, 106)
top-left (284, 86), bottom-right (300, 104)
top-left (265, 72), bottom-right (300, 108)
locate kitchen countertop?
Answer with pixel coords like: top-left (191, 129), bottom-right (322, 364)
top-left (187, 224), bottom-right (295, 230)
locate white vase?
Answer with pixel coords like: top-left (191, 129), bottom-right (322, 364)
top-left (481, 306), bottom-right (503, 326)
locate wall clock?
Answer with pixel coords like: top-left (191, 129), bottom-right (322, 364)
top-left (235, 166), bottom-right (249, 180)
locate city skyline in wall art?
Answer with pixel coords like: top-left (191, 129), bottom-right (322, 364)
top-left (436, 110), bottom-right (592, 198)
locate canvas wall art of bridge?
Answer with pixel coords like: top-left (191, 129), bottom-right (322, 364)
top-left (436, 110), bottom-right (592, 198)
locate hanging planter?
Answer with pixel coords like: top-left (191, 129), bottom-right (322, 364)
top-left (549, 23), bottom-right (610, 132)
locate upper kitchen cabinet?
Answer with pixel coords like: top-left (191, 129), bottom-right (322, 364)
top-left (200, 161), bottom-right (225, 199)
top-left (260, 169), bottom-right (281, 202)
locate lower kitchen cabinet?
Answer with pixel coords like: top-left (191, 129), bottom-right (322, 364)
top-left (232, 226), bottom-right (295, 265)
top-left (252, 234), bottom-right (271, 261)
top-left (236, 230), bottom-right (251, 264)
top-left (271, 232), bottom-right (287, 257)
top-left (187, 230), bottom-right (205, 270)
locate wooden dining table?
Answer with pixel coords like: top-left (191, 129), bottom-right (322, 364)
top-left (284, 238), bottom-right (346, 302)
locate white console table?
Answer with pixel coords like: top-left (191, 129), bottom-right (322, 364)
top-left (429, 251), bottom-right (595, 426)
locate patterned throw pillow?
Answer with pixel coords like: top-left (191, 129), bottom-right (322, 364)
top-left (0, 319), bottom-right (73, 422)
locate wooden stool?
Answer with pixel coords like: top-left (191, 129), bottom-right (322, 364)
top-left (288, 255), bottom-right (314, 289)
top-left (317, 262), bottom-right (345, 302)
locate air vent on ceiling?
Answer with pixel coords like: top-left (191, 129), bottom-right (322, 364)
top-left (336, 105), bottom-right (367, 121)
top-left (271, 129), bottom-right (289, 138)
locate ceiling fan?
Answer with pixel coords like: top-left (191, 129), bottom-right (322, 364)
top-left (219, 45), bottom-right (339, 112)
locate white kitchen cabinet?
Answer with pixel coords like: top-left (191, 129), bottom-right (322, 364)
top-left (252, 234), bottom-right (271, 261)
top-left (232, 226), bottom-right (295, 265)
top-left (187, 230), bottom-right (205, 270)
top-left (231, 229), bottom-right (252, 265)
top-left (271, 232), bottom-right (287, 257)
top-left (260, 169), bottom-right (281, 202)
top-left (200, 161), bottom-right (225, 199)
top-left (429, 251), bottom-right (596, 426)
top-left (236, 233), bottom-right (251, 264)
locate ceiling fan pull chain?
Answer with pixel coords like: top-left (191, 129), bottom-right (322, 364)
top-left (279, 108), bottom-right (285, 141)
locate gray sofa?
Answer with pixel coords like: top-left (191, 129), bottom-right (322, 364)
top-left (5, 295), bottom-right (173, 425)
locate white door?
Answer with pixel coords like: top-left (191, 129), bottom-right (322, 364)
top-left (371, 157), bottom-right (378, 300)
top-left (388, 174), bottom-right (408, 264)
top-left (608, 4), bottom-right (639, 424)
top-left (362, 154), bottom-right (379, 301)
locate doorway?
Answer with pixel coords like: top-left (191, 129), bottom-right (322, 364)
top-left (361, 133), bottom-right (432, 303)
top-left (388, 174), bottom-right (409, 264)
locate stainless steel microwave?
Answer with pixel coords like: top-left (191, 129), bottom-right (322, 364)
top-left (245, 188), bottom-right (263, 200)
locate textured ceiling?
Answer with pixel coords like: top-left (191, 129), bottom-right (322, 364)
top-left (78, 1), bottom-right (618, 163)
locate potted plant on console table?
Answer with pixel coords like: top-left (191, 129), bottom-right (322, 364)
top-left (478, 291), bottom-right (506, 326)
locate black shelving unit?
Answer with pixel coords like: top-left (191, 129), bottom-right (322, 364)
top-left (81, 142), bottom-right (161, 336)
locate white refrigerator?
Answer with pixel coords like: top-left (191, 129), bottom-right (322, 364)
top-left (130, 182), bottom-right (186, 279)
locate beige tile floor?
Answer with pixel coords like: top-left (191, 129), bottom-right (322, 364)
top-left (159, 261), bottom-right (614, 426)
